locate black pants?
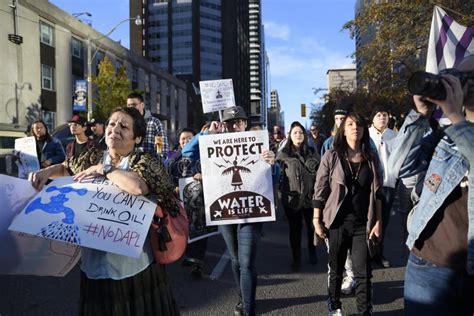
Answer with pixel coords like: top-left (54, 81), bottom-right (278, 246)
top-left (284, 207), bottom-right (316, 262)
top-left (328, 220), bottom-right (372, 313)
top-left (186, 238), bottom-right (208, 263)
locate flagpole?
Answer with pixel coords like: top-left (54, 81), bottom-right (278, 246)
top-left (434, 3), bottom-right (466, 18)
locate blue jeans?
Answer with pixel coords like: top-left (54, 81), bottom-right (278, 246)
top-left (404, 252), bottom-right (474, 315)
top-left (219, 223), bottom-right (262, 316)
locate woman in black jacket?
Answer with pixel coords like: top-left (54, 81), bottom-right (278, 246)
top-left (277, 121), bottom-right (320, 270)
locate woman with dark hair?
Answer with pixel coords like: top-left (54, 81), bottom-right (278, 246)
top-left (30, 107), bottom-right (179, 315)
top-left (277, 121), bottom-right (320, 270)
top-left (31, 119), bottom-right (65, 169)
top-left (313, 113), bottom-right (382, 315)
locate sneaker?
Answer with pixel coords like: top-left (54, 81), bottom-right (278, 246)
top-left (181, 258), bottom-right (194, 267)
top-left (190, 265), bottom-right (203, 279)
top-left (328, 308), bottom-right (343, 316)
top-left (380, 256), bottom-right (391, 268)
top-left (234, 301), bottom-right (244, 316)
top-left (341, 276), bottom-right (356, 295)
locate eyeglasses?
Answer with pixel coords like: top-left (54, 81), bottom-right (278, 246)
top-left (227, 119), bottom-right (245, 127)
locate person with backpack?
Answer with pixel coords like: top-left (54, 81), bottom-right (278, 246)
top-left (277, 121), bottom-right (320, 270)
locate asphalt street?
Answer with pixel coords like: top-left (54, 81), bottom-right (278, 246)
top-left (0, 208), bottom-right (408, 315)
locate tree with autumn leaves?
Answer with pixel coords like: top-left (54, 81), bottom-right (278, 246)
top-left (312, 1), bottom-right (474, 132)
top-left (92, 56), bottom-right (130, 120)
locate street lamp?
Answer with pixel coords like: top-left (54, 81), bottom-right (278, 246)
top-left (86, 15), bottom-right (142, 120)
top-left (72, 12), bottom-right (92, 18)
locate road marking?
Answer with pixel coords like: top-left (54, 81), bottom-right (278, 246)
top-left (209, 249), bottom-right (230, 280)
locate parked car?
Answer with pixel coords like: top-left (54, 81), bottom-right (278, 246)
top-left (0, 123), bottom-right (27, 155)
top-left (51, 123), bottom-right (74, 150)
top-left (0, 123), bottom-right (27, 176)
top-left (51, 123), bottom-right (94, 150)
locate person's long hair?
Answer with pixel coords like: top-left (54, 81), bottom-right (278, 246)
top-left (333, 112), bottom-right (372, 161)
top-left (31, 119), bottom-right (51, 140)
top-left (282, 121), bottom-right (310, 157)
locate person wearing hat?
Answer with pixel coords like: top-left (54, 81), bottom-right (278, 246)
top-left (369, 106), bottom-right (397, 268)
top-left (321, 99), bottom-right (354, 157)
top-left (66, 114), bottom-right (97, 159)
top-left (181, 106), bottom-right (275, 315)
top-left (88, 118), bottom-right (107, 150)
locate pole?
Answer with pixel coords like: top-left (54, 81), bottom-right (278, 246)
top-left (85, 16), bottom-right (141, 121)
top-left (87, 36), bottom-right (92, 121)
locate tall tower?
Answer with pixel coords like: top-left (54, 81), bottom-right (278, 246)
top-left (248, 0), bottom-right (265, 128)
top-left (130, 0), bottom-right (250, 129)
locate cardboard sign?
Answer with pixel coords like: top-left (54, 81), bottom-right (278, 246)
top-left (198, 130), bottom-right (276, 225)
top-left (199, 79), bottom-right (236, 113)
top-left (179, 177), bottom-right (219, 242)
top-left (14, 136), bottom-right (40, 179)
top-left (9, 177), bottom-right (155, 258)
top-left (0, 175), bottom-right (80, 276)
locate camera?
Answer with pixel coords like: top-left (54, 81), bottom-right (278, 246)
top-left (407, 68), bottom-right (474, 100)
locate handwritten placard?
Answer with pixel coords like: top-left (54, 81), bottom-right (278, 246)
top-left (14, 136), bottom-right (40, 179)
top-left (199, 79), bottom-right (236, 113)
top-left (9, 177), bottom-right (155, 258)
top-left (198, 130), bottom-right (276, 226)
top-left (0, 175), bottom-right (80, 276)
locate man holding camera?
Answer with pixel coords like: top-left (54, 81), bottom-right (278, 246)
top-left (390, 55), bottom-right (474, 314)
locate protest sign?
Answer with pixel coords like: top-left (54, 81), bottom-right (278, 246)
top-left (9, 176), bottom-right (155, 258)
top-left (14, 136), bottom-right (40, 179)
top-left (0, 175), bottom-right (80, 276)
top-left (179, 177), bottom-right (219, 242)
top-left (198, 130), bottom-right (276, 226)
top-left (199, 79), bottom-right (236, 113)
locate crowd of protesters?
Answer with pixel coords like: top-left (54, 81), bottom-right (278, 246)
top-left (16, 54), bottom-right (474, 316)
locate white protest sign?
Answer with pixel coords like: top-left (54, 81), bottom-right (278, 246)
top-left (14, 136), bottom-right (40, 179)
top-left (198, 130), bottom-right (276, 226)
top-left (0, 175), bottom-right (80, 276)
top-left (199, 79), bottom-right (236, 113)
top-left (9, 176), bottom-right (155, 258)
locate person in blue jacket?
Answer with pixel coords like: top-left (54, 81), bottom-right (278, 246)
top-left (31, 119), bottom-right (65, 169)
top-left (389, 55), bottom-right (474, 315)
top-left (182, 106), bottom-right (275, 316)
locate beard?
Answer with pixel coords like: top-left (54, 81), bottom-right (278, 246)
top-left (36, 134), bottom-right (47, 141)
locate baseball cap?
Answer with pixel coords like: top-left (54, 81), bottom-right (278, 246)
top-left (334, 99), bottom-right (354, 116)
top-left (68, 115), bottom-right (87, 126)
top-left (222, 106), bottom-right (248, 122)
top-left (88, 118), bottom-right (105, 126)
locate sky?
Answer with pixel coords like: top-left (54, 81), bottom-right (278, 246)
top-left (50, 0), bottom-right (356, 130)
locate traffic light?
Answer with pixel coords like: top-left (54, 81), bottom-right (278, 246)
top-left (301, 104), bottom-right (306, 117)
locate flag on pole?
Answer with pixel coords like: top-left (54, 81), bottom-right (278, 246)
top-left (426, 6), bottom-right (474, 73)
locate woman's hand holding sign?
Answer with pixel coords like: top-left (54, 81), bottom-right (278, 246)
top-left (260, 149), bottom-right (275, 165)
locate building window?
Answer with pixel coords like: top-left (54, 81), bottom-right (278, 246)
top-left (40, 21), bottom-right (54, 46)
top-left (42, 111), bottom-right (56, 131)
top-left (132, 67), bottom-right (138, 82)
top-left (41, 64), bottom-right (55, 91)
top-left (71, 37), bottom-right (83, 58)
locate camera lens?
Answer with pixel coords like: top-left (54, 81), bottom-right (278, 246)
top-left (407, 71), bottom-right (446, 100)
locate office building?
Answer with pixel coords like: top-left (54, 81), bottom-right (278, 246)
top-left (130, 0), bottom-right (251, 129)
top-left (2, 0), bottom-right (187, 144)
